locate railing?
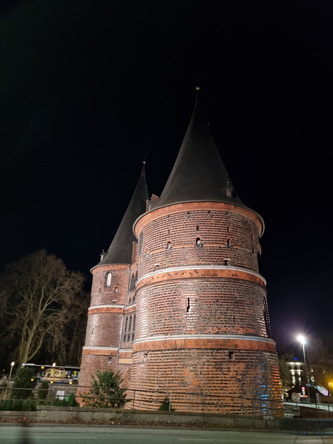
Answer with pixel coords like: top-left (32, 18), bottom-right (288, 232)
top-left (0, 383), bottom-right (284, 416)
top-left (283, 400), bottom-right (333, 418)
top-left (124, 388), bottom-right (283, 416)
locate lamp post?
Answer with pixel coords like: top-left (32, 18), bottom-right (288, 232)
top-left (297, 335), bottom-right (310, 398)
top-left (8, 361), bottom-right (15, 381)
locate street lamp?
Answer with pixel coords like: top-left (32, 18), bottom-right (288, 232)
top-left (297, 335), bottom-right (310, 397)
top-left (8, 361), bottom-right (15, 380)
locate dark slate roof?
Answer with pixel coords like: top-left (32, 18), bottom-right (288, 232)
top-left (96, 163), bottom-right (148, 267)
top-left (152, 103), bottom-right (245, 210)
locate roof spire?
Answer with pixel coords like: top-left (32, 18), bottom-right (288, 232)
top-left (151, 91), bottom-right (245, 210)
top-left (95, 163), bottom-right (148, 268)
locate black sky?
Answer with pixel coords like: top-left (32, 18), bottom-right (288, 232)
top-left (1, 0), bottom-right (332, 353)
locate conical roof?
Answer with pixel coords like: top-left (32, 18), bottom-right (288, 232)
top-left (153, 101), bottom-right (244, 209)
top-left (97, 162), bottom-right (148, 266)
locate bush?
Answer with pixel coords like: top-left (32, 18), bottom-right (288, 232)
top-left (158, 397), bottom-right (174, 411)
top-left (38, 381), bottom-right (49, 400)
top-left (11, 367), bottom-right (37, 399)
top-left (84, 370), bottom-right (127, 408)
top-left (0, 399), bottom-right (36, 411)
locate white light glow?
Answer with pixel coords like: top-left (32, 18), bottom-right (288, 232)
top-left (297, 334), bottom-right (307, 345)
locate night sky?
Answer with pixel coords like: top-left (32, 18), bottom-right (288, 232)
top-left (1, 1), bottom-right (332, 353)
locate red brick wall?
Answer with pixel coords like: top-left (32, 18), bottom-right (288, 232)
top-left (128, 201), bottom-right (282, 415)
top-left (136, 278), bottom-right (268, 337)
top-left (129, 346), bottom-right (282, 414)
top-left (79, 264), bottom-right (130, 389)
top-left (136, 206), bottom-right (262, 277)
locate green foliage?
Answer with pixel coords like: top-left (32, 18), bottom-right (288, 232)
top-left (11, 367), bottom-right (37, 399)
top-left (158, 397), bottom-right (174, 411)
top-left (38, 381), bottom-right (49, 400)
top-left (0, 399), bottom-right (37, 411)
top-left (84, 370), bottom-right (127, 408)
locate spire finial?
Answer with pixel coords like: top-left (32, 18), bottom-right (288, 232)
top-left (195, 76), bottom-right (202, 108)
top-left (141, 153), bottom-right (148, 177)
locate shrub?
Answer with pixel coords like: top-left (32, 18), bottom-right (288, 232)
top-left (11, 367), bottom-right (37, 399)
top-left (158, 397), bottom-right (174, 411)
top-left (38, 381), bottom-right (49, 400)
top-left (0, 399), bottom-right (36, 411)
top-left (84, 370), bottom-right (127, 408)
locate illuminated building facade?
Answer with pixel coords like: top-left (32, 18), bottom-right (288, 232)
top-left (79, 96), bottom-right (282, 415)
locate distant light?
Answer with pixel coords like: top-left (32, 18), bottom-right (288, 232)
top-left (297, 335), bottom-right (307, 345)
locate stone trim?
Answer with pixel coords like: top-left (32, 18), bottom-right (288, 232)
top-left (134, 201), bottom-right (264, 237)
top-left (137, 265), bottom-right (266, 287)
top-left (133, 334), bottom-right (276, 353)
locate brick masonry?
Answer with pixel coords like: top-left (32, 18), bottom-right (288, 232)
top-left (79, 189), bottom-right (282, 415)
top-left (127, 201), bottom-right (282, 415)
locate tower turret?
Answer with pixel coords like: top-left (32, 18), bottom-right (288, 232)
top-left (128, 98), bottom-right (282, 415)
top-left (79, 162), bottom-right (148, 389)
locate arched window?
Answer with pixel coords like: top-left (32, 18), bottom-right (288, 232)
top-left (106, 272), bottom-right (112, 287)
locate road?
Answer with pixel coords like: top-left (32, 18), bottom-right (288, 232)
top-left (1, 425), bottom-right (333, 443)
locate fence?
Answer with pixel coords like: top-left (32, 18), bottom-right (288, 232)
top-left (0, 382), bottom-right (284, 416)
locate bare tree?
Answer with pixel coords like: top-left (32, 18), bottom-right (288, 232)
top-left (46, 290), bottom-right (90, 365)
top-left (0, 250), bottom-right (85, 366)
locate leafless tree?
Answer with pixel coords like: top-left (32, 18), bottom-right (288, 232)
top-left (0, 250), bottom-right (86, 366)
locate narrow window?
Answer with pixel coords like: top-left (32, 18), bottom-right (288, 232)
top-left (138, 232), bottom-right (143, 255)
top-left (224, 259), bottom-right (230, 266)
top-left (187, 298), bottom-right (190, 312)
top-left (228, 351), bottom-right (235, 360)
top-left (227, 239), bottom-right (230, 247)
top-left (167, 241), bottom-right (172, 250)
top-left (196, 225), bottom-right (199, 231)
top-left (196, 237), bottom-right (202, 247)
top-left (130, 274), bottom-right (136, 290)
top-left (124, 317), bottom-right (128, 333)
top-left (106, 272), bottom-right (112, 287)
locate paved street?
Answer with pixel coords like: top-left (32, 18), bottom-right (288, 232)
top-left (1, 425), bottom-right (333, 443)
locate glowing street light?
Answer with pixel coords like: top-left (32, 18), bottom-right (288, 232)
top-left (8, 361), bottom-right (15, 380)
top-left (297, 335), bottom-right (310, 396)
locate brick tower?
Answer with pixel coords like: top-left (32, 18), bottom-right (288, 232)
top-left (79, 164), bottom-right (148, 389)
top-left (80, 95), bottom-right (282, 415)
top-left (128, 98), bottom-right (282, 415)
